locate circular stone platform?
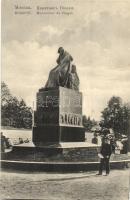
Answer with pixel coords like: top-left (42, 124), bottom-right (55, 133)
top-left (1, 142), bottom-right (130, 172)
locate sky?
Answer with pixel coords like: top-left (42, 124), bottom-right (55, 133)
top-left (2, 0), bottom-right (130, 120)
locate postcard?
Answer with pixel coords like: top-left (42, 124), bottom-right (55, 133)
top-left (1, 0), bottom-right (130, 199)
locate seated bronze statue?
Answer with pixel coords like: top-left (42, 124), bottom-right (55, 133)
top-left (45, 47), bottom-right (79, 91)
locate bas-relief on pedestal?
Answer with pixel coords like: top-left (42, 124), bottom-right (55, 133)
top-left (33, 87), bottom-right (85, 145)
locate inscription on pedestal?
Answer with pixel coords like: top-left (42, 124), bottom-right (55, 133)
top-left (36, 87), bottom-right (83, 126)
top-left (37, 90), bottom-right (59, 108)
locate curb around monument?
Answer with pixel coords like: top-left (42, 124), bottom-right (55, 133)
top-left (1, 159), bottom-right (130, 172)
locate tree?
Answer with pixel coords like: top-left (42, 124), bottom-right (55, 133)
top-left (18, 99), bottom-right (32, 128)
top-left (121, 103), bottom-right (130, 136)
top-left (1, 82), bottom-right (13, 106)
top-left (1, 82), bottom-right (32, 129)
top-left (1, 82), bottom-right (17, 126)
top-left (100, 96), bottom-right (130, 137)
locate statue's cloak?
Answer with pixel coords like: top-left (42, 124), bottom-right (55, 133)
top-left (45, 51), bottom-right (73, 88)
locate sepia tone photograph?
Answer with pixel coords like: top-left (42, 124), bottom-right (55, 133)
top-left (1, 0), bottom-right (130, 199)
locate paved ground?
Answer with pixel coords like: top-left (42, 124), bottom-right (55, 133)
top-left (0, 169), bottom-right (129, 200)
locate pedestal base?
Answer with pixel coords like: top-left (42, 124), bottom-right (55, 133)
top-left (33, 87), bottom-right (85, 146)
top-left (1, 143), bottom-right (130, 172)
top-left (33, 126), bottom-right (85, 145)
top-left (2, 142), bottom-right (100, 162)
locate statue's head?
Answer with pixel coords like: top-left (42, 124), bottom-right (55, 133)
top-left (71, 65), bottom-right (76, 73)
top-left (58, 47), bottom-right (64, 55)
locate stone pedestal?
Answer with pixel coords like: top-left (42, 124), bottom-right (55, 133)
top-left (33, 87), bottom-right (85, 145)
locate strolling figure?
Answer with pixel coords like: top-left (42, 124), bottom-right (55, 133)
top-left (92, 133), bottom-right (98, 144)
top-left (97, 138), bottom-right (112, 176)
top-left (120, 136), bottom-right (128, 154)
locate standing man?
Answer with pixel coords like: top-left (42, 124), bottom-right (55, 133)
top-left (97, 137), bottom-right (112, 176)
